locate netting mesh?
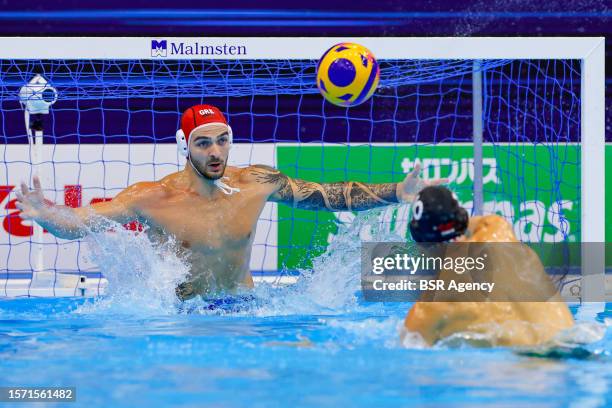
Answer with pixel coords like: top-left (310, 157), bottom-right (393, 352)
top-left (0, 59), bottom-right (513, 99)
top-left (0, 58), bottom-right (581, 294)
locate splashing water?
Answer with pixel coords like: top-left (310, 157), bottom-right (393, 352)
top-left (251, 207), bottom-right (407, 316)
top-left (74, 216), bottom-right (190, 315)
top-left (70, 206), bottom-right (409, 317)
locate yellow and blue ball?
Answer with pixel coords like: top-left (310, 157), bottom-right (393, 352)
top-left (316, 42), bottom-right (380, 107)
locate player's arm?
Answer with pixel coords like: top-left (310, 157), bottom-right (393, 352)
top-left (15, 176), bottom-right (143, 240)
top-left (248, 163), bottom-right (444, 211)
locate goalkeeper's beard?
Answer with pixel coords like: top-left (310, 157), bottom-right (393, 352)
top-left (188, 155), bottom-right (226, 181)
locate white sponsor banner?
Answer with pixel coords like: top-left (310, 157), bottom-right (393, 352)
top-left (0, 37), bottom-right (602, 59)
top-left (0, 143), bottom-right (278, 275)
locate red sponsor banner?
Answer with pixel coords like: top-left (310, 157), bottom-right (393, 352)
top-left (0, 185), bottom-right (142, 236)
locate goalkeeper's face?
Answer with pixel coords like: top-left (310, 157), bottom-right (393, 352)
top-left (188, 124), bottom-right (231, 180)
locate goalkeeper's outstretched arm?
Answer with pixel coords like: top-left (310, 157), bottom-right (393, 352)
top-left (248, 163), bottom-right (445, 211)
top-left (15, 176), bottom-right (142, 240)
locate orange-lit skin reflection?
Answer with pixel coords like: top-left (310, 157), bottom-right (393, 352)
top-left (403, 215), bottom-right (574, 347)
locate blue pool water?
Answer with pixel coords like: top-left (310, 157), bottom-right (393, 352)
top-left (2, 217), bottom-right (611, 407)
top-left (0, 296), bottom-right (610, 408)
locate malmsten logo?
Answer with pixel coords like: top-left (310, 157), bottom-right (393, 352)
top-left (150, 40), bottom-right (247, 57)
top-left (151, 40), bottom-right (167, 57)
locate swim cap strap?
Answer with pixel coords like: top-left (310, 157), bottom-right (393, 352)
top-left (214, 178), bottom-right (241, 195)
top-left (187, 160), bottom-right (241, 195)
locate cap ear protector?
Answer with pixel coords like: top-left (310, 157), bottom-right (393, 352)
top-left (175, 124), bottom-right (233, 157)
top-left (176, 128), bottom-right (188, 157)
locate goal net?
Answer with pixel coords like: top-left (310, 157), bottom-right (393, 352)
top-left (0, 38), bottom-right (604, 299)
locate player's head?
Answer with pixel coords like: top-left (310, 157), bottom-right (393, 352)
top-left (176, 104), bottom-right (232, 180)
top-left (409, 186), bottom-right (469, 243)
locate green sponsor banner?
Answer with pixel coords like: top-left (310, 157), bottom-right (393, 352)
top-left (277, 144), bottom-right (582, 270)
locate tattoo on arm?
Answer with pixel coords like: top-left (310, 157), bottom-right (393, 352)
top-left (249, 165), bottom-right (399, 211)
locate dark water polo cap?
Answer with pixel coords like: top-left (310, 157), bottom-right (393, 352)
top-left (409, 186), bottom-right (469, 243)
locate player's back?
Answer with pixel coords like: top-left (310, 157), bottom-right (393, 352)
top-left (404, 214), bottom-right (574, 347)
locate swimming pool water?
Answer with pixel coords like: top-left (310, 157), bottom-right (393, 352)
top-left (0, 297), bottom-right (610, 408)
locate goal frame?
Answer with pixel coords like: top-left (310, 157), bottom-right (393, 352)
top-left (0, 36), bottom-right (605, 300)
